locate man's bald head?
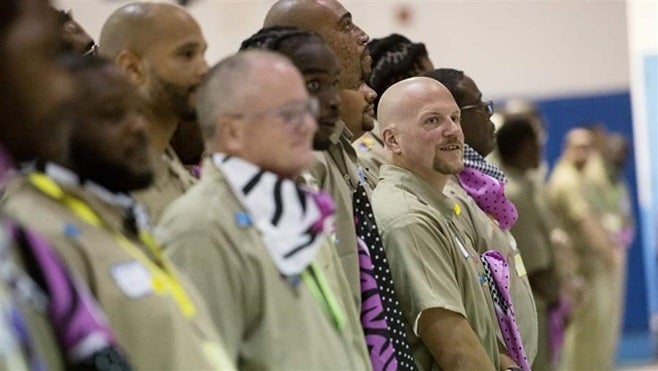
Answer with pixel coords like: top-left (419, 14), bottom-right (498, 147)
top-left (98, 2), bottom-right (208, 129)
top-left (264, 0), bottom-right (369, 90)
top-left (99, 2), bottom-right (197, 58)
top-left (378, 77), bottom-right (455, 132)
top-left (563, 127), bottom-right (593, 170)
top-left (564, 128), bottom-right (592, 149)
top-left (264, 0), bottom-right (328, 30)
top-left (378, 77), bottom-right (464, 182)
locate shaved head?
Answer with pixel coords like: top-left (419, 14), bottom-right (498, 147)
top-left (264, 0), bottom-right (369, 90)
top-left (265, 0), bottom-right (333, 31)
top-left (98, 1), bottom-right (208, 148)
top-left (564, 128), bottom-right (592, 149)
top-left (378, 77), bottom-right (453, 132)
top-left (99, 2), bottom-right (194, 58)
top-left (563, 127), bottom-right (593, 169)
top-left (378, 77), bottom-right (463, 184)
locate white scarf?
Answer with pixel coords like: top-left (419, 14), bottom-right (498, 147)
top-left (212, 154), bottom-right (334, 276)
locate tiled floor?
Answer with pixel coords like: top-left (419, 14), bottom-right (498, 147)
top-left (617, 361), bottom-right (658, 371)
top-left (616, 331), bottom-right (657, 370)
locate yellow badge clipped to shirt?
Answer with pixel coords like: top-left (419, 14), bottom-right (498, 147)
top-left (514, 253), bottom-right (527, 277)
top-left (202, 341), bottom-right (236, 371)
top-left (357, 136), bottom-right (376, 151)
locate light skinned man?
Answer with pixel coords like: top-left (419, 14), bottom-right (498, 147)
top-left (264, 2), bottom-right (418, 369)
top-left (373, 77), bottom-right (520, 370)
top-left (239, 25), bottom-right (372, 369)
top-left (424, 68), bottom-right (538, 366)
top-left (158, 50), bottom-right (363, 369)
top-left (548, 128), bottom-right (620, 371)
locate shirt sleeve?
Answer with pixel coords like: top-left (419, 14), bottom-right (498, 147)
top-left (380, 213), bottom-right (467, 336)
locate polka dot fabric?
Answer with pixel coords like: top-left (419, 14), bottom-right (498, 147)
top-left (353, 184), bottom-right (417, 371)
top-left (456, 167), bottom-right (518, 229)
top-left (480, 250), bottom-right (531, 371)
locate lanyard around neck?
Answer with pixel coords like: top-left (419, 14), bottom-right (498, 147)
top-left (300, 262), bottom-right (345, 331)
top-left (28, 172), bottom-right (196, 318)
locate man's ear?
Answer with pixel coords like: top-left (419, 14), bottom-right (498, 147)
top-left (218, 115), bottom-right (244, 154)
top-left (382, 126), bottom-right (401, 155)
top-left (115, 50), bottom-right (145, 85)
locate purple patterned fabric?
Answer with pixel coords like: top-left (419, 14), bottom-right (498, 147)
top-left (310, 191), bottom-right (336, 234)
top-left (8, 304), bottom-right (46, 371)
top-left (618, 227), bottom-right (634, 248)
top-left (9, 223), bottom-right (131, 369)
top-left (457, 167), bottom-right (518, 229)
top-left (480, 250), bottom-right (531, 371)
top-left (353, 184), bottom-right (417, 370)
top-left (357, 237), bottom-right (398, 371)
top-left (548, 296), bottom-right (572, 366)
top-left (0, 145), bottom-right (129, 369)
top-left (187, 164), bottom-right (201, 179)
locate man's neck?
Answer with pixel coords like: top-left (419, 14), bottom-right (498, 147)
top-left (42, 161), bottom-right (132, 201)
top-left (146, 110), bottom-right (179, 152)
top-left (392, 158), bottom-right (449, 192)
top-left (504, 159), bottom-right (528, 174)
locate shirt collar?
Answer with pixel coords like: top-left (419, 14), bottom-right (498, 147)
top-left (33, 162), bottom-right (150, 234)
top-left (379, 164), bottom-right (457, 216)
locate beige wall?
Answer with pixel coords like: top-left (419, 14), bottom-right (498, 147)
top-left (56, 0), bottom-right (630, 99)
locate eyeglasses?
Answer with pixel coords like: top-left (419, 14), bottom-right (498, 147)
top-left (81, 43), bottom-right (98, 58)
top-left (229, 97), bottom-right (319, 129)
top-left (460, 100), bottom-right (494, 116)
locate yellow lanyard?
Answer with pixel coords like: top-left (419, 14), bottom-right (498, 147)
top-left (28, 172), bottom-right (196, 318)
top-left (300, 262), bottom-right (345, 331)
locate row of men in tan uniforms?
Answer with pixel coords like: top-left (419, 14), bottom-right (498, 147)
top-left (0, 0), bottom-right (552, 370)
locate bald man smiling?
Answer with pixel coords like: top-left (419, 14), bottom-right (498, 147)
top-left (373, 77), bottom-right (508, 371)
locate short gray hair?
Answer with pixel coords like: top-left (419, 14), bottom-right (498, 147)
top-left (196, 50), bottom-right (293, 139)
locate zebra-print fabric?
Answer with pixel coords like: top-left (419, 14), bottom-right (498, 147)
top-left (212, 154), bottom-right (331, 276)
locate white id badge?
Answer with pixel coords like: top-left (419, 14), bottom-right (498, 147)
top-left (111, 261), bottom-right (153, 299)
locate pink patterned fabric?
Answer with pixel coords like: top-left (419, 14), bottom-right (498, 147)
top-left (548, 296), bottom-right (572, 366)
top-left (356, 237), bottom-right (398, 371)
top-left (353, 184), bottom-right (417, 370)
top-left (457, 167), bottom-right (518, 229)
top-left (480, 250), bottom-right (531, 371)
top-left (310, 191), bottom-right (336, 234)
top-left (187, 164), bottom-right (201, 179)
top-left (618, 227), bottom-right (635, 249)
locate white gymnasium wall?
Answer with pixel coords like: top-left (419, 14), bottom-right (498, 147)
top-left (627, 0), bottom-right (658, 211)
top-left (55, 0), bottom-right (630, 99)
top-left (626, 0), bottom-right (658, 331)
